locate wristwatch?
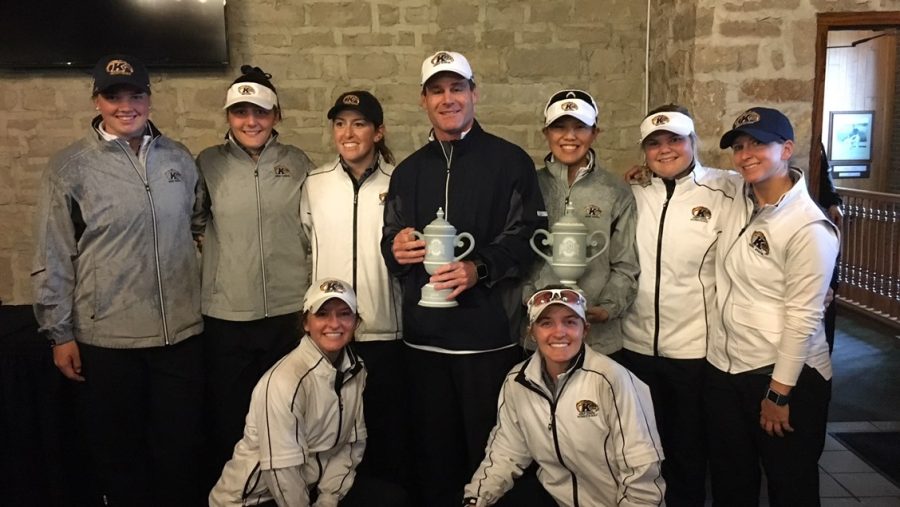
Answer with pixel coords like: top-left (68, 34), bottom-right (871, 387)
top-left (462, 498), bottom-right (478, 506)
top-left (472, 258), bottom-right (489, 282)
top-left (765, 387), bottom-right (791, 406)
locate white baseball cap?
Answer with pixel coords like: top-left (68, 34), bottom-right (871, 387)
top-left (224, 82), bottom-right (278, 110)
top-left (526, 288), bottom-right (587, 324)
top-left (303, 278), bottom-right (358, 314)
top-left (544, 89), bottom-right (598, 127)
top-left (421, 50), bottom-right (474, 85)
top-left (639, 111), bottom-right (695, 143)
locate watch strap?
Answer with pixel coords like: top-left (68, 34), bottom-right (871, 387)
top-left (765, 387), bottom-right (790, 406)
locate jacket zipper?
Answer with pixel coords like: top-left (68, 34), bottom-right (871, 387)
top-left (253, 163), bottom-right (269, 317)
top-left (121, 137), bottom-right (170, 345)
top-left (652, 179), bottom-right (676, 356)
top-left (720, 197), bottom-right (760, 372)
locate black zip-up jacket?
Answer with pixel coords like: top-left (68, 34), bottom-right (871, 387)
top-left (381, 121), bottom-right (547, 351)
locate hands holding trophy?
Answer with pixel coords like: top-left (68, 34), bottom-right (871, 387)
top-left (412, 208), bottom-right (475, 307)
top-left (530, 202), bottom-right (609, 291)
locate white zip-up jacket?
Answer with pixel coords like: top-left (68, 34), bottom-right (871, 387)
top-left (210, 336), bottom-right (366, 507)
top-left (622, 164), bottom-right (742, 359)
top-left (193, 133), bottom-right (314, 321)
top-left (301, 157), bottom-right (401, 342)
top-left (464, 346), bottom-right (665, 507)
top-left (710, 169), bottom-right (838, 385)
top-left (32, 118), bottom-right (202, 348)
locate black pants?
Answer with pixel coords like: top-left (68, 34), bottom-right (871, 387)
top-left (256, 473), bottom-right (411, 507)
top-left (622, 350), bottom-right (707, 507)
top-left (352, 340), bottom-right (414, 494)
top-left (75, 337), bottom-right (204, 507)
top-left (404, 345), bottom-right (524, 507)
top-left (704, 363), bottom-right (831, 507)
top-left (203, 313), bottom-right (300, 488)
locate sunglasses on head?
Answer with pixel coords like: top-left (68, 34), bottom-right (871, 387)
top-left (527, 288), bottom-right (586, 308)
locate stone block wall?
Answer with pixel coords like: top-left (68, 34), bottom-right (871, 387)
top-left (0, 0), bottom-right (648, 304)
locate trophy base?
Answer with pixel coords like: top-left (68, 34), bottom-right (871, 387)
top-left (418, 283), bottom-right (459, 308)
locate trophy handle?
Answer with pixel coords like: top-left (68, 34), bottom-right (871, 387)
top-left (411, 230), bottom-right (425, 242)
top-left (529, 229), bottom-right (554, 263)
top-left (585, 230), bottom-right (610, 262)
top-left (453, 232), bottom-right (475, 261)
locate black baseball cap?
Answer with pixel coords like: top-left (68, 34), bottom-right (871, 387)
top-left (719, 107), bottom-right (794, 149)
top-left (92, 54), bottom-right (150, 95)
top-left (327, 91), bottom-right (384, 127)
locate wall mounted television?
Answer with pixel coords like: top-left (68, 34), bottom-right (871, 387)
top-left (0, 0), bottom-right (228, 68)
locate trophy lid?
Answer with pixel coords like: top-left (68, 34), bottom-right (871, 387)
top-left (551, 201), bottom-right (588, 234)
top-left (422, 207), bottom-right (457, 235)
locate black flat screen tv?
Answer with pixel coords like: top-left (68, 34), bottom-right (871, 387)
top-left (0, 0), bottom-right (228, 68)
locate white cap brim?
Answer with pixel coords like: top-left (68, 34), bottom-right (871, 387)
top-left (224, 82), bottom-right (278, 110)
top-left (639, 112), bottom-right (694, 143)
top-left (544, 98), bottom-right (597, 127)
top-left (421, 51), bottom-right (474, 85)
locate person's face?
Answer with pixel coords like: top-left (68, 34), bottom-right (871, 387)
top-left (420, 74), bottom-right (477, 141)
top-left (729, 133), bottom-right (793, 185)
top-left (642, 130), bottom-right (694, 179)
top-left (93, 86), bottom-right (151, 139)
top-left (332, 110), bottom-right (383, 167)
top-left (303, 299), bottom-right (357, 363)
top-left (543, 116), bottom-right (598, 168)
top-left (227, 103), bottom-right (278, 150)
top-left (531, 304), bottom-right (587, 377)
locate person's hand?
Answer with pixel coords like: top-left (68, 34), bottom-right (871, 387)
top-left (828, 204), bottom-right (843, 228)
top-left (824, 287), bottom-right (835, 307)
top-left (760, 383), bottom-right (793, 437)
top-left (391, 227), bottom-right (425, 265)
top-left (53, 341), bottom-right (85, 381)
top-left (430, 261), bottom-right (477, 300)
top-left (623, 164), bottom-right (644, 182)
top-left (586, 306), bottom-right (609, 324)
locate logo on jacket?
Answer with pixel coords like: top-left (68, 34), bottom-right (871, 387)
top-left (561, 101), bottom-right (578, 111)
top-left (379, 192), bottom-right (387, 204)
top-left (274, 166), bottom-right (291, 177)
top-left (320, 280), bottom-right (346, 293)
top-left (166, 169), bottom-right (182, 183)
top-left (584, 205), bottom-right (602, 218)
top-left (238, 84), bottom-right (255, 96)
top-left (691, 206), bottom-right (712, 223)
top-left (652, 114), bottom-right (670, 126)
top-left (576, 399), bottom-right (599, 418)
top-left (750, 230), bottom-right (770, 255)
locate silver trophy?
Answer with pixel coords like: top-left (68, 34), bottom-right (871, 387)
top-left (412, 208), bottom-right (475, 308)
top-left (530, 202), bottom-right (609, 290)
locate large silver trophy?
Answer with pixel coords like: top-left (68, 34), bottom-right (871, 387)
top-left (530, 202), bottom-right (609, 290)
top-left (412, 207), bottom-right (475, 308)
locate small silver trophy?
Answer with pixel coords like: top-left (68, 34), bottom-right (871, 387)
top-left (412, 207), bottom-right (475, 308)
top-left (530, 202), bottom-right (609, 290)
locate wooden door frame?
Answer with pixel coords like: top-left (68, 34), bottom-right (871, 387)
top-left (810, 11), bottom-right (900, 200)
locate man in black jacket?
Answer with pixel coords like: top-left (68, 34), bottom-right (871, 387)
top-left (381, 50), bottom-right (547, 506)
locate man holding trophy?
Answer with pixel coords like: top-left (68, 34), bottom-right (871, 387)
top-left (381, 50), bottom-right (546, 506)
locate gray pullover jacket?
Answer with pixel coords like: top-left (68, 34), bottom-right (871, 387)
top-left (32, 118), bottom-right (203, 348)
top-left (193, 133), bottom-right (314, 321)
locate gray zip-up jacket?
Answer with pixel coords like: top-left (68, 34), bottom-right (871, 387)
top-left (32, 118), bottom-right (203, 348)
top-left (192, 133), bottom-right (314, 321)
top-left (525, 152), bottom-right (640, 354)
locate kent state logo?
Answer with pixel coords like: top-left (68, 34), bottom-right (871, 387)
top-left (106, 60), bottom-right (133, 76)
top-left (166, 169), bottom-right (182, 183)
top-left (379, 192), bottom-right (387, 205)
top-left (320, 280), bottom-right (346, 293)
top-left (652, 114), bottom-right (670, 126)
top-left (750, 230), bottom-right (770, 255)
top-left (238, 85), bottom-right (255, 96)
top-left (431, 52), bottom-right (454, 65)
top-left (561, 101), bottom-right (578, 111)
top-left (576, 399), bottom-right (599, 418)
top-left (584, 205), bottom-right (602, 218)
top-left (691, 206), bottom-right (712, 223)
top-left (274, 166), bottom-right (291, 177)
top-left (342, 94), bottom-right (360, 106)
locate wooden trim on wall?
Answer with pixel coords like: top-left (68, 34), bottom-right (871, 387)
top-left (811, 12), bottom-right (900, 201)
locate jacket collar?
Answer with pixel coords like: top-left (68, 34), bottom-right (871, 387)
top-left (427, 119), bottom-right (484, 151)
top-left (516, 344), bottom-right (587, 397)
top-left (298, 334), bottom-right (364, 379)
top-left (543, 149), bottom-right (596, 185)
top-left (224, 129), bottom-right (280, 160)
top-left (745, 166), bottom-right (805, 212)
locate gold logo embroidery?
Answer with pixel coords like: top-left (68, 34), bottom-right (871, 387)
top-left (342, 94), bottom-right (360, 106)
top-left (561, 101), bottom-right (578, 111)
top-left (105, 60), bottom-right (134, 76)
top-left (576, 399), bottom-right (599, 418)
top-left (750, 231), bottom-right (770, 255)
top-left (652, 114), bottom-right (670, 126)
top-left (733, 110), bottom-right (761, 128)
top-left (320, 280), bottom-right (346, 293)
top-left (238, 85), bottom-right (255, 96)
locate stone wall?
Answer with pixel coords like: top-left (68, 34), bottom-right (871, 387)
top-left (648, 0), bottom-right (900, 172)
top-left (0, 0), bottom-right (648, 304)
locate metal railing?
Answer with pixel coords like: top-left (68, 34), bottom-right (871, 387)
top-left (836, 187), bottom-right (900, 327)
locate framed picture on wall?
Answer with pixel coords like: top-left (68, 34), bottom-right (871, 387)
top-left (828, 110), bottom-right (874, 162)
top-left (832, 163), bottom-right (870, 179)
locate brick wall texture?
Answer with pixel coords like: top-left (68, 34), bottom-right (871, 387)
top-left (1, 0), bottom-right (899, 304)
